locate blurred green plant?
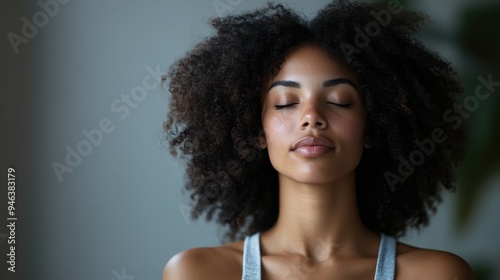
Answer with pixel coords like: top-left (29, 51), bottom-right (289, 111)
top-left (455, 3), bottom-right (500, 230)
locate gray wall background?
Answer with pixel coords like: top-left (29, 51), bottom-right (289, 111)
top-left (1, 0), bottom-right (499, 279)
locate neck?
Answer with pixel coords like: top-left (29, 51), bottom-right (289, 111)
top-left (263, 171), bottom-right (378, 259)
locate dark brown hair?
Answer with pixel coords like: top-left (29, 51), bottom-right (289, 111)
top-left (164, 0), bottom-right (466, 241)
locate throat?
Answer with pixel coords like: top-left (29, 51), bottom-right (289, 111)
top-left (264, 173), bottom-right (376, 258)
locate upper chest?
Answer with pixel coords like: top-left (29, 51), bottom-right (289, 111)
top-left (260, 255), bottom-right (379, 280)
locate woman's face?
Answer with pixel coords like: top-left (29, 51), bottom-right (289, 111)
top-left (261, 44), bottom-right (369, 185)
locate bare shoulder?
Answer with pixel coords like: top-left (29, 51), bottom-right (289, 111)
top-left (162, 240), bottom-right (244, 280)
top-left (396, 242), bottom-right (475, 280)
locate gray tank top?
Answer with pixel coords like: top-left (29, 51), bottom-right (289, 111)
top-left (241, 232), bottom-right (396, 280)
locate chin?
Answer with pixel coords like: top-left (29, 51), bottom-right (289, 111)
top-left (283, 173), bottom-right (350, 186)
top-left (277, 165), bottom-right (358, 186)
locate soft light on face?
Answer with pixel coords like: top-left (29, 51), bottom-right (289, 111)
top-left (261, 43), bottom-right (369, 185)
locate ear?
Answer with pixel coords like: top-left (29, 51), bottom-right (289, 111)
top-left (257, 129), bottom-right (267, 149)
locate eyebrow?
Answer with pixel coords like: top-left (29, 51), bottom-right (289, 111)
top-left (267, 80), bottom-right (301, 90)
top-left (267, 78), bottom-right (358, 91)
top-left (323, 78), bottom-right (358, 90)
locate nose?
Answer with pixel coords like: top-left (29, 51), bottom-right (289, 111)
top-left (300, 103), bottom-right (327, 130)
top-left (302, 119), bottom-right (326, 129)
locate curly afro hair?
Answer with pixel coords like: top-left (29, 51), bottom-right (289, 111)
top-left (164, 0), bottom-right (467, 241)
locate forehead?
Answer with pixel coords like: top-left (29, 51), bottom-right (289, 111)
top-left (267, 43), bottom-right (357, 86)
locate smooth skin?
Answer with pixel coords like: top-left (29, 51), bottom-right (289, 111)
top-left (163, 44), bottom-right (474, 280)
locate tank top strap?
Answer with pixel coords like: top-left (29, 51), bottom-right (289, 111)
top-left (374, 233), bottom-right (397, 280)
top-left (242, 232), bottom-right (261, 280)
top-left (241, 232), bottom-right (395, 280)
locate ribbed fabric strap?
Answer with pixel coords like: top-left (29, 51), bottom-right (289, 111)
top-left (242, 232), bottom-right (261, 280)
top-left (374, 234), bottom-right (397, 280)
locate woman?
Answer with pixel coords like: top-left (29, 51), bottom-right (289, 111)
top-left (162, 1), bottom-right (473, 279)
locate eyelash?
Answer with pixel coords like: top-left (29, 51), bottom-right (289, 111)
top-left (274, 102), bottom-right (351, 109)
top-left (274, 103), bottom-right (298, 109)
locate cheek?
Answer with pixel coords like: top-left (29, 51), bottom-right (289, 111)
top-left (262, 114), bottom-right (295, 173)
top-left (335, 115), bottom-right (366, 143)
top-left (262, 114), bottom-right (295, 144)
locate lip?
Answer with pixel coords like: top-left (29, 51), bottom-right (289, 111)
top-left (291, 136), bottom-right (335, 157)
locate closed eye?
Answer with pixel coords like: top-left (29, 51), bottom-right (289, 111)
top-left (327, 102), bottom-right (351, 108)
top-left (274, 103), bottom-right (298, 109)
